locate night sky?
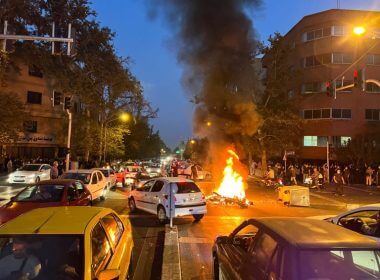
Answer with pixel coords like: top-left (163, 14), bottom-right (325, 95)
top-left (91, 0), bottom-right (380, 149)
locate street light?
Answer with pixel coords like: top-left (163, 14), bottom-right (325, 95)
top-left (206, 121), bottom-right (212, 127)
top-left (190, 139), bottom-right (196, 145)
top-left (104, 112), bottom-right (131, 163)
top-left (353, 26), bottom-right (366, 36)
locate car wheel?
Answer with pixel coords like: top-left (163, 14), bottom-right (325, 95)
top-left (157, 206), bottom-right (168, 225)
top-left (193, 214), bottom-right (204, 221)
top-left (35, 176), bottom-right (40, 183)
top-left (100, 187), bottom-right (107, 201)
top-left (129, 198), bottom-right (137, 213)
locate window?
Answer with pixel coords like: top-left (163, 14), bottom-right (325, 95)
top-left (67, 185), bottom-right (78, 201)
top-left (335, 80), bottom-right (353, 93)
top-left (27, 91), bottom-right (42, 104)
top-left (238, 224), bottom-right (259, 236)
top-left (53, 91), bottom-right (62, 106)
top-left (317, 136), bottom-right (328, 147)
top-left (303, 110), bottom-right (312, 120)
top-left (332, 25), bottom-right (346, 36)
top-left (331, 109), bottom-right (351, 119)
top-left (341, 136), bottom-right (351, 146)
top-left (96, 172), bottom-right (103, 182)
top-left (101, 214), bottom-right (124, 245)
top-left (332, 53), bottom-right (352, 64)
top-left (304, 136), bottom-right (318, 147)
top-left (321, 109), bottom-right (331, 118)
top-left (175, 182), bottom-right (201, 194)
top-left (137, 180), bottom-right (155, 192)
top-left (303, 27), bottom-right (332, 42)
top-left (367, 54), bottom-right (380, 65)
top-left (312, 109), bottom-right (321, 119)
top-left (303, 54), bottom-right (331, 68)
top-left (23, 121), bottom-right (37, 133)
top-left (302, 82), bottom-right (322, 94)
top-left (91, 173), bottom-right (98, 184)
top-left (91, 222), bottom-right (113, 275)
top-left (366, 83), bottom-right (380, 93)
top-left (342, 109), bottom-right (352, 119)
top-left (151, 181), bottom-right (165, 192)
top-left (365, 109), bottom-right (380, 121)
top-left (28, 65), bottom-right (43, 78)
top-left (75, 182), bottom-right (85, 194)
top-left (252, 233), bottom-right (278, 273)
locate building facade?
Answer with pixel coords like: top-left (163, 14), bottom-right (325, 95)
top-left (1, 64), bottom-right (68, 159)
top-left (277, 9), bottom-right (380, 160)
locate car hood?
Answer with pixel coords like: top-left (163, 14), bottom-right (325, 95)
top-left (10, 171), bottom-right (38, 176)
top-left (0, 201), bottom-right (63, 224)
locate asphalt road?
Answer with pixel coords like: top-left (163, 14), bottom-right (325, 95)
top-left (1, 175), bottom-right (380, 279)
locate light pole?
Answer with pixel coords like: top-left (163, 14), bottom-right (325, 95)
top-left (103, 113), bottom-right (131, 164)
top-left (65, 110), bottom-right (72, 171)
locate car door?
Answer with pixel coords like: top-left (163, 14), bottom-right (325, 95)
top-left (74, 181), bottom-right (91, 205)
top-left (241, 231), bottom-right (280, 280)
top-left (88, 172), bottom-right (99, 199)
top-left (148, 180), bottom-right (165, 212)
top-left (336, 209), bottom-right (380, 239)
top-left (100, 214), bottom-right (131, 279)
top-left (67, 184), bottom-right (79, 205)
top-left (217, 223), bottom-right (260, 279)
top-left (134, 180), bottom-right (155, 212)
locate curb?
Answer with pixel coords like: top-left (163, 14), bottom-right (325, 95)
top-left (161, 225), bottom-right (182, 280)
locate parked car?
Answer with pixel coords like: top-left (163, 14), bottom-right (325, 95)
top-left (8, 164), bottom-right (51, 184)
top-left (212, 217), bottom-right (380, 280)
top-left (93, 168), bottom-right (117, 189)
top-left (178, 164), bottom-right (212, 180)
top-left (0, 206), bottom-right (133, 280)
top-left (0, 179), bottom-right (92, 224)
top-left (314, 203), bottom-right (380, 241)
top-left (128, 177), bottom-right (206, 224)
top-left (61, 169), bottom-right (108, 201)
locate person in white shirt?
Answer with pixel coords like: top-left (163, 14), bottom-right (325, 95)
top-left (0, 238), bottom-right (41, 280)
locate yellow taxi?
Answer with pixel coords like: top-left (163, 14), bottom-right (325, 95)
top-left (0, 206), bottom-right (133, 280)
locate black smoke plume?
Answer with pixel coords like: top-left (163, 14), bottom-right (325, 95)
top-left (150, 0), bottom-right (263, 154)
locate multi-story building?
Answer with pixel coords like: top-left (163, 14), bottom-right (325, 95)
top-left (1, 64), bottom-right (68, 159)
top-left (269, 9), bottom-right (380, 160)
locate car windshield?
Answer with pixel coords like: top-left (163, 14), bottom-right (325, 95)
top-left (299, 249), bottom-right (380, 279)
top-left (14, 185), bottom-right (64, 202)
top-left (18, 165), bottom-right (41, 171)
top-left (175, 182), bottom-right (201, 193)
top-left (99, 170), bottom-right (109, 177)
top-left (0, 235), bottom-right (84, 279)
top-left (61, 172), bottom-right (91, 184)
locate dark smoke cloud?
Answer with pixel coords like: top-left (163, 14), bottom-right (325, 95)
top-left (149, 0), bottom-right (263, 146)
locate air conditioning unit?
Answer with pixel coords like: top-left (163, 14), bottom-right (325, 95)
top-left (278, 186), bottom-right (310, 207)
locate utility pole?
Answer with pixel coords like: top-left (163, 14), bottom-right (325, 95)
top-left (65, 110), bottom-right (72, 171)
top-left (326, 139), bottom-right (330, 183)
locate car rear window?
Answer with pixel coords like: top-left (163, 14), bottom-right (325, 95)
top-left (175, 182), bottom-right (201, 194)
top-left (299, 249), bottom-right (380, 279)
top-left (100, 170), bottom-right (109, 177)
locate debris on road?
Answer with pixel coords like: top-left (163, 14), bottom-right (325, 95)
top-left (206, 192), bottom-right (253, 208)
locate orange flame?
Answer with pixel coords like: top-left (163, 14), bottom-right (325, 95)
top-left (216, 149), bottom-right (246, 200)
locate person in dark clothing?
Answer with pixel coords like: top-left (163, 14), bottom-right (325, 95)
top-left (191, 164), bottom-right (198, 180)
top-left (333, 169), bottom-right (346, 196)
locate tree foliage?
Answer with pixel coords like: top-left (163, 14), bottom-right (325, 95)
top-left (0, 0), bottom-right (164, 160)
top-left (248, 33), bottom-right (303, 170)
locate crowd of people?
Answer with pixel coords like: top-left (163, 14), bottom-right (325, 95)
top-left (250, 160), bottom-right (380, 195)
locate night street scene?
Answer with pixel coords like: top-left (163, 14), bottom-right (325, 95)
top-left (1, 0), bottom-right (380, 279)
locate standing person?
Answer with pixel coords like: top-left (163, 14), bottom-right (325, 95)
top-left (343, 166), bottom-right (351, 185)
top-left (6, 158), bottom-right (13, 173)
top-left (289, 165), bottom-right (297, 185)
top-left (51, 161), bottom-right (59, 179)
top-left (190, 164), bottom-right (198, 180)
top-left (366, 166), bottom-right (374, 186)
top-left (333, 169), bottom-right (346, 196)
top-left (311, 167), bottom-right (320, 189)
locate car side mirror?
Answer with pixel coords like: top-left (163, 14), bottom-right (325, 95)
top-left (97, 269), bottom-right (120, 280)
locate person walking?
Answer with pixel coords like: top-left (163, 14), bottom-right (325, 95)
top-left (366, 166), bottom-right (374, 186)
top-left (333, 169), bottom-right (346, 196)
top-left (6, 158), bottom-right (13, 173)
top-left (311, 167), bottom-right (320, 189)
top-left (289, 165), bottom-right (297, 185)
top-left (51, 161), bottom-right (59, 179)
top-left (343, 166), bottom-right (351, 185)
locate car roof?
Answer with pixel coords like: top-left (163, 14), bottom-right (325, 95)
top-left (65, 169), bottom-right (95, 174)
top-left (37, 179), bottom-right (80, 185)
top-left (0, 207), bottom-right (111, 235)
top-left (159, 177), bottom-right (194, 183)
top-left (251, 217), bottom-right (379, 249)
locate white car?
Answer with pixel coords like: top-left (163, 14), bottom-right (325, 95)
top-left (8, 164), bottom-right (51, 184)
top-left (93, 168), bottom-right (117, 189)
top-left (61, 169), bottom-right (108, 201)
top-left (317, 204), bottom-right (380, 241)
top-left (128, 177), bottom-right (207, 224)
top-left (145, 165), bottom-right (161, 178)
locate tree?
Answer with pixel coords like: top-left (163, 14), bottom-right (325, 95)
top-left (183, 138), bottom-right (209, 164)
top-left (0, 0), bottom-right (156, 161)
top-left (0, 90), bottom-right (28, 143)
top-left (249, 33), bottom-right (303, 172)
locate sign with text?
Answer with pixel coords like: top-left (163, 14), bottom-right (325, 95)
top-left (17, 133), bottom-right (56, 144)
